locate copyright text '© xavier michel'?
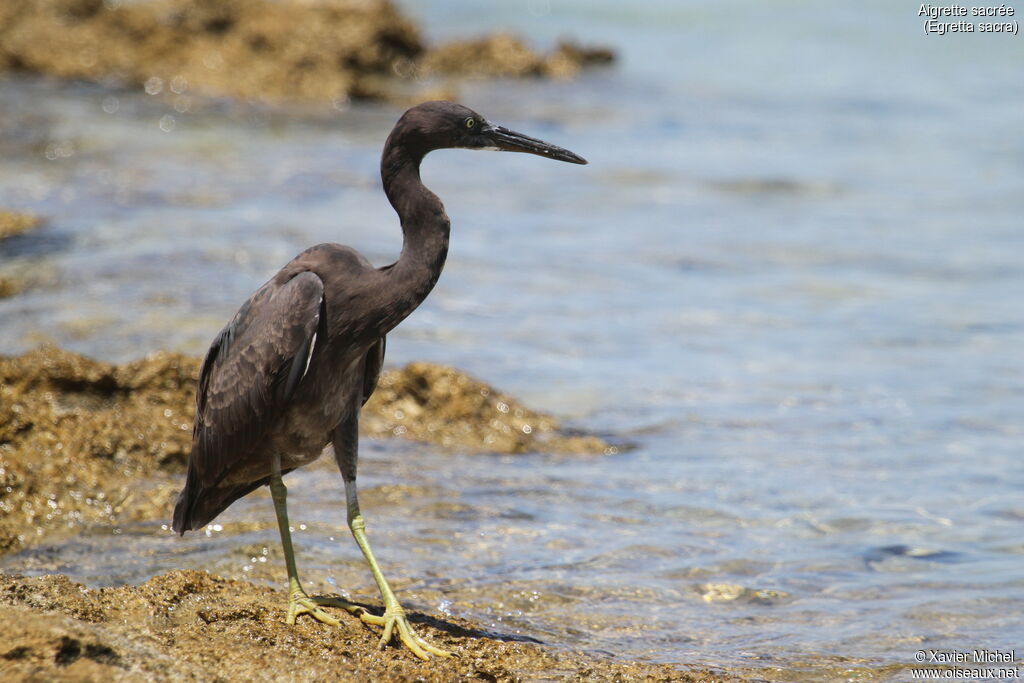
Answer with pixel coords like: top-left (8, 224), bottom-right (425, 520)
top-left (919, 4), bottom-right (1019, 34)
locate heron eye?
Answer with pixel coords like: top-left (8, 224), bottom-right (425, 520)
top-left (464, 117), bottom-right (476, 130)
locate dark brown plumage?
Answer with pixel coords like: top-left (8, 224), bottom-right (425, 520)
top-left (170, 100), bottom-right (586, 659)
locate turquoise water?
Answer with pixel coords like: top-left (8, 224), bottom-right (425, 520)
top-left (2, 2), bottom-right (1023, 679)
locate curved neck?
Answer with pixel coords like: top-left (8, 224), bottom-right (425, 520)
top-left (379, 141), bottom-right (451, 325)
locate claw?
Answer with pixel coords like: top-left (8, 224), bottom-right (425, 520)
top-left (365, 605), bottom-right (451, 660)
top-left (288, 595), bottom-right (342, 626)
top-left (312, 595), bottom-right (368, 617)
top-left (286, 590), bottom-right (366, 626)
top-left (270, 474), bottom-right (449, 659)
top-left (285, 590), bottom-right (449, 659)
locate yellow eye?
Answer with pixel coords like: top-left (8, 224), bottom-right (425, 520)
top-left (464, 117), bottom-right (476, 129)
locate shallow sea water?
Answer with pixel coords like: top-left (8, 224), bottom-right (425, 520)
top-left (1, 1), bottom-right (1023, 680)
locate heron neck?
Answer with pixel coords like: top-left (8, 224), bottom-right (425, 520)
top-left (380, 146), bottom-right (451, 323)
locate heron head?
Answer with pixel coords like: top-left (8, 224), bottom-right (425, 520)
top-left (395, 101), bottom-right (587, 165)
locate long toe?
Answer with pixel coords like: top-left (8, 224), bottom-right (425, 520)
top-left (375, 608), bottom-right (451, 660)
top-left (288, 595), bottom-right (342, 626)
top-left (402, 624), bottom-right (451, 659)
top-left (358, 611), bottom-right (387, 627)
top-left (312, 595), bottom-right (369, 618)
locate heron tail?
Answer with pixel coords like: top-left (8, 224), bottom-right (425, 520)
top-left (171, 465), bottom-right (293, 534)
top-left (171, 466), bottom-right (201, 535)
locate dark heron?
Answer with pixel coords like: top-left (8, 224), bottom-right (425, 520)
top-left (171, 101), bottom-right (586, 659)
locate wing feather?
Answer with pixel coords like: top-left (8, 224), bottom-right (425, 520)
top-left (191, 271), bottom-right (324, 488)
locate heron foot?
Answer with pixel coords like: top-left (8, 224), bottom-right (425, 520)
top-left (286, 589), bottom-right (366, 627)
top-left (360, 604), bottom-right (451, 660)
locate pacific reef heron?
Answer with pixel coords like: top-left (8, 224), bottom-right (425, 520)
top-left (171, 101), bottom-right (587, 659)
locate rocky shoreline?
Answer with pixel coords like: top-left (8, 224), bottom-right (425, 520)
top-left (0, 210), bottom-right (44, 299)
top-left (0, 210), bottom-right (41, 241)
top-left (0, 347), bottom-right (741, 681)
top-left (0, 346), bottom-right (612, 556)
top-left (0, 570), bottom-right (738, 682)
top-left (0, 5), bottom-right (738, 680)
top-left (0, 0), bottom-right (613, 105)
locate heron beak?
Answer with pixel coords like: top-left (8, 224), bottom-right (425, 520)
top-left (483, 124), bottom-right (588, 165)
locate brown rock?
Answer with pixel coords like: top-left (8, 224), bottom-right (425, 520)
top-left (0, 276), bottom-right (22, 298)
top-left (421, 34), bottom-right (615, 80)
top-left (421, 33), bottom-right (545, 79)
top-left (0, 570), bottom-right (739, 681)
top-left (0, 347), bottom-right (613, 554)
top-left (0, 0), bottom-right (423, 103)
top-left (0, 210), bottom-right (41, 240)
top-left (0, 0), bottom-right (614, 103)
top-left (363, 361), bottom-right (613, 455)
top-left (0, 347), bottom-right (198, 555)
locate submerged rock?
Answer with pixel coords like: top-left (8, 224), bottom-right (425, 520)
top-left (0, 275), bottom-right (22, 298)
top-left (0, 210), bottom-right (41, 240)
top-left (0, 570), bottom-right (733, 681)
top-left (0, 347), bottom-right (611, 554)
top-left (697, 583), bottom-right (791, 605)
top-left (0, 0), bottom-right (613, 104)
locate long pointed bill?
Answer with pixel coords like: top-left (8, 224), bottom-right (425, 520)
top-left (484, 125), bottom-right (588, 164)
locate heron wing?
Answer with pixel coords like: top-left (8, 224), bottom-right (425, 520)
top-left (192, 270), bottom-right (324, 488)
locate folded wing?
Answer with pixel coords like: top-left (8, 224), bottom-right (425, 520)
top-left (172, 271), bottom-right (323, 532)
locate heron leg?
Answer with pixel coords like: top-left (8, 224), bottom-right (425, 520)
top-left (333, 409), bottom-right (450, 659)
top-left (269, 455), bottom-right (366, 626)
top-left (343, 479), bottom-right (451, 659)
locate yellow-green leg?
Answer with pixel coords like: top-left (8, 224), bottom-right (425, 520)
top-left (269, 458), bottom-right (367, 626)
top-left (344, 480), bottom-right (451, 660)
top-left (331, 405), bottom-right (450, 660)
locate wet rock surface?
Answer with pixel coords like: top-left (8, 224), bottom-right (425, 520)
top-left (0, 570), bottom-right (737, 681)
top-left (0, 348), bottom-right (195, 555)
top-left (0, 210), bottom-right (41, 241)
top-left (0, 210), bottom-right (44, 299)
top-left (0, 347), bottom-right (612, 554)
top-left (0, 0), bottom-right (613, 104)
top-left (0, 276), bottom-right (22, 299)
top-left (420, 34), bottom-right (614, 80)
top-left (363, 361), bottom-right (614, 455)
